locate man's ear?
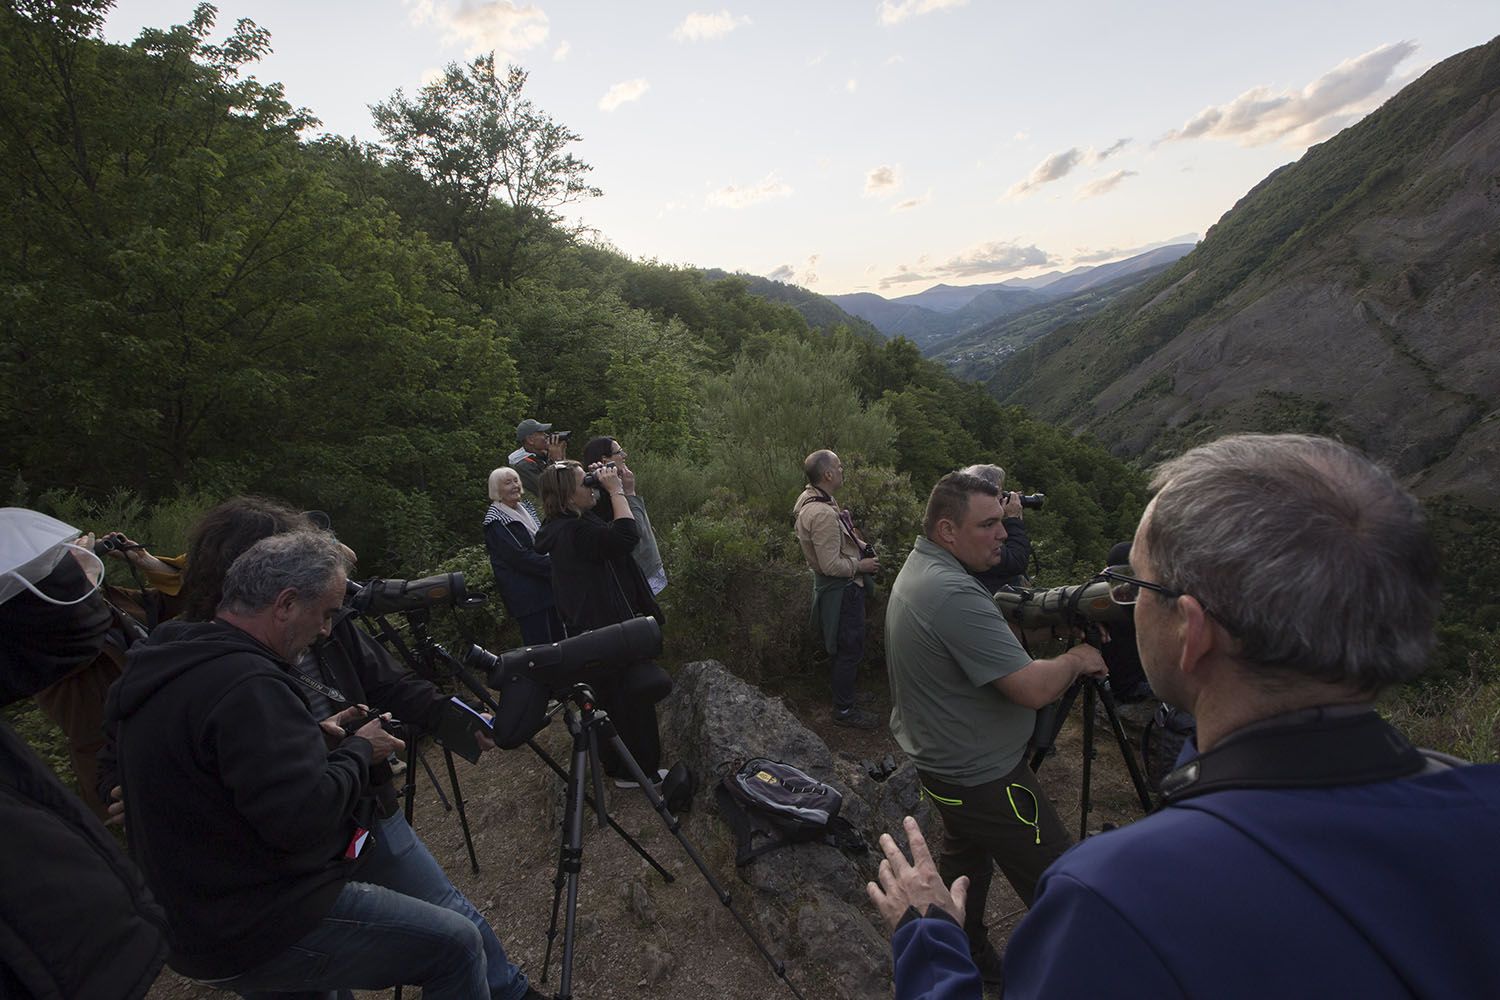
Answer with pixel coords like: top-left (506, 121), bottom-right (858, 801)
top-left (1176, 594), bottom-right (1214, 675)
top-left (271, 587), bottom-right (300, 621)
top-left (933, 518), bottom-right (957, 547)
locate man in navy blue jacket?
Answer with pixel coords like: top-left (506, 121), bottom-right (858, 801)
top-left (884, 433), bottom-right (1500, 998)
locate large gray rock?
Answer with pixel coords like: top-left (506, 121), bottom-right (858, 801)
top-left (657, 661), bottom-right (930, 1000)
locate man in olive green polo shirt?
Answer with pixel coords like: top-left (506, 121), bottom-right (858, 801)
top-left (886, 470), bottom-right (1106, 985)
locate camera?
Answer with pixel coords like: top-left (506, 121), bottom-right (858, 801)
top-left (340, 709), bottom-right (406, 741)
top-left (581, 462), bottom-right (616, 489)
top-left (1010, 491), bottom-right (1046, 510)
top-left (553, 430), bottom-right (572, 441)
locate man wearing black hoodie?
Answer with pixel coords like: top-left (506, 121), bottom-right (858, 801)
top-left (108, 531), bottom-right (507, 998)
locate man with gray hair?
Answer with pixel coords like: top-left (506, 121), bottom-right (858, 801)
top-left (887, 434), bottom-right (1500, 997)
top-left (109, 531), bottom-right (540, 998)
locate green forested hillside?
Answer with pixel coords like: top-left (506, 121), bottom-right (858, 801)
top-left (0, 2), bottom-right (1143, 678)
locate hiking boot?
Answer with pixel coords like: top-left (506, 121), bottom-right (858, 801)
top-left (971, 939), bottom-right (1005, 987)
top-left (612, 768), bottom-right (670, 789)
top-left (833, 706), bottom-right (881, 730)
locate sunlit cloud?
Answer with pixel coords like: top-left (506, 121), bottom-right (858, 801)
top-left (707, 172), bottom-right (793, 209)
top-left (878, 0), bottom-right (968, 27)
top-left (599, 78), bottom-right (650, 112)
top-left (864, 164), bottom-right (902, 197)
top-left (552, 40), bottom-right (570, 61)
top-left (1076, 169), bottom-right (1137, 200)
top-left (847, 78), bottom-right (859, 93)
top-left (672, 10), bottom-right (751, 42)
top-left (893, 191), bottom-right (931, 212)
top-left (405, 0), bottom-right (548, 59)
top-left (1091, 138), bottom-right (1130, 162)
top-left (1158, 40), bottom-right (1418, 147)
top-left (1007, 147), bottom-right (1084, 199)
top-left (769, 254), bottom-right (819, 284)
top-left (879, 241), bottom-right (1054, 287)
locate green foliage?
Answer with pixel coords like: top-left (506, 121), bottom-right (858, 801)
top-left (2, 700), bottom-right (70, 784)
top-left (1381, 659), bottom-right (1500, 763)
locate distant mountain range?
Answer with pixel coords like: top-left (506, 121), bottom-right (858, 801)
top-left (826, 243), bottom-right (1197, 349)
top-left (987, 34), bottom-right (1500, 507)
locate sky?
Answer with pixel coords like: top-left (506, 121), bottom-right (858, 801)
top-left (101, 1), bottom-right (1498, 297)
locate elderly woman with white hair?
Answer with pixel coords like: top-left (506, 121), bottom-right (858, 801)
top-left (483, 466), bottom-right (563, 645)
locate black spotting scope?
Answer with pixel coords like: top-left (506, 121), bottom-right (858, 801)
top-left (347, 572), bottom-right (485, 616)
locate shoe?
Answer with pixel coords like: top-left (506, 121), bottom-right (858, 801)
top-left (613, 768), bottom-right (670, 789)
top-left (522, 987), bottom-right (550, 1000)
top-left (832, 706), bottom-right (881, 730)
top-left (970, 939), bottom-right (1005, 987)
top-left (854, 691), bottom-right (879, 706)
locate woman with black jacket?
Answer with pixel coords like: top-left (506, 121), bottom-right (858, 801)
top-left (533, 460), bottom-right (671, 786)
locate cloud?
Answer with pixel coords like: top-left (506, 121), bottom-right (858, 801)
top-left (879, 241), bottom-right (1054, 288)
top-left (1076, 169), bottom-right (1137, 200)
top-left (864, 164), bottom-right (902, 197)
top-left (1158, 40), bottom-right (1418, 147)
top-left (406, 0), bottom-right (548, 59)
top-left (878, 0), bottom-right (967, 27)
top-left (1007, 147), bottom-right (1084, 198)
top-left (706, 172), bottom-right (793, 209)
top-left (847, 78), bottom-right (859, 93)
top-left (768, 253), bottom-right (820, 285)
top-left (598, 78), bottom-right (650, 112)
top-left (1092, 138), bottom-right (1130, 162)
top-left (672, 10), bottom-right (751, 42)
top-left (552, 40), bottom-right (570, 61)
top-left (893, 191), bottom-right (931, 212)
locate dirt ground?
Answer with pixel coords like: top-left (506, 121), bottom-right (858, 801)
top-left (145, 664), bottom-right (1157, 1000)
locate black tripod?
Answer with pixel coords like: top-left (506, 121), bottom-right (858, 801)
top-left (357, 608), bottom-right (481, 874)
top-left (1029, 670), bottom-right (1154, 839)
top-left (541, 683), bottom-right (806, 1000)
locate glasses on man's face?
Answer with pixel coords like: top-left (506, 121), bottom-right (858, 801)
top-left (1100, 565), bottom-right (1184, 605)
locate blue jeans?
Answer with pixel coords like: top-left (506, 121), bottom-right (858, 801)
top-left (216, 880), bottom-right (486, 999)
top-left (229, 810), bottom-right (529, 1000)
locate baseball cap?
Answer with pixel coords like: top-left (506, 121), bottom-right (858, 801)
top-left (516, 418), bottom-right (552, 443)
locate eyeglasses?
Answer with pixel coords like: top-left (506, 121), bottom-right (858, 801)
top-left (1100, 565), bottom-right (1183, 605)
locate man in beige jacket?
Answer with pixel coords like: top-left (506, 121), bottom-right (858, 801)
top-left (793, 449), bottom-right (881, 728)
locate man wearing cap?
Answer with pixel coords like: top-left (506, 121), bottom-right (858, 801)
top-left (511, 418), bottom-right (567, 498)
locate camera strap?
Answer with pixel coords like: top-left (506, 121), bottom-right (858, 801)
top-left (1159, 709), bottom-right (1430, 805)
top-left (285, 656), bottom-right (350, 707)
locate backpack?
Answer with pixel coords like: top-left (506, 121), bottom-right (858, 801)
top-left (714, 757), bottom-right (867, 865)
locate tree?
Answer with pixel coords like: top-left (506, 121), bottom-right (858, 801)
top-left (371, 55), bottom-right (600, 290)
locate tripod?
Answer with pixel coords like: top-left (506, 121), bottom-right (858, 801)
top-left (1029, 671), bottom-right (1154, 839)
top-left (542, 683), bottom-right (806, 1000)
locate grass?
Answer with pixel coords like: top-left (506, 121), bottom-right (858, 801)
top-left (1382, 669), bottom-right (1500, 764)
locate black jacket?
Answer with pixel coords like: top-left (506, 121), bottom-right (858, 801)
top-left (105, 619), bottom-right (375, 979)
top-left (0, 719), bottom-right (167, 999)
top-left (534, 511), bottom-right (663, 635)
top-left (483, 504), bottom-right (556, 619)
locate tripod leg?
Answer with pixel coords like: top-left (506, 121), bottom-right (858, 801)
top-left (1079, 683), bottom-right (1096, 841)
top-left (542, 718), bottom-right (591, 993)
top-left (588, 712), bottom-right (808, 1000)
top-left (525, 738), bottom-right (674, 883)
top-left (443, 747), bottom-right (480, 875)
top-left (1029, 678), bottom-right (1083, 772)
top-left (1096, 685), bottom-right (1156, 812)
top-left (416, 747), bottom-right (453, 812)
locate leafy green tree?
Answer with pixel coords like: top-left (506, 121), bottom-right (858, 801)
top-left (371, 55), bottom-right (600, 290)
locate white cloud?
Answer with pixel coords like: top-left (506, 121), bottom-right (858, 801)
top-left (864, 164), bottom-right (902, 197)
top-left (406, 0), bottom-right (548, 59)
top-left (846, 78), bottom-right (859, 93)
top-left (1159, 40), bottom-right (1418, 147)
top-left (768, 264), bottom-right (795, 282)
top-left (884, 54), bottom-right (906, 66)
top-left (1012, 130), bottom-right (1029, 143)
top-left (672, 10), bottom-right (751, 42)
top-left (599, 78), bottom-right (650, 112)
top-left (878, 0), bottom-right (968, 27)
top-left (553, 40), bottom-right (570, 61)
top-left (1071, 233), bottom-right (1200, 264)
top-left (880, 240), bottom-right (1054, 287)
top-left (1076, 169), bottom-right (1137, 200)
top-left (1091, 138), bottom-right (1130, 162)
top-left (706, 172), bottom-right (793, 209)
top-left (807, 50), bottom-right (827, 67)
top-left (1006, 147), bottom-right (1084, 198)
top-left (893, 191), bottom-right (931, 212)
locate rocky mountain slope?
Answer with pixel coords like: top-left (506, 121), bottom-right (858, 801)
top-left (990, 35), bottom-right (1500, 507)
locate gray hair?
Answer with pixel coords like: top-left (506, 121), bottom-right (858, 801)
top-left (803, 449), bottom-right (837, 485)
top-left (1142, 433), bottom-right (1439, 693)
top-left (218, 531), bottom-right (349, 615)
top-left (960, 463), bottom-right (1006, 491)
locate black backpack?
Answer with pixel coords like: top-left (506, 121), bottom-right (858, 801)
top-left (714, 758), bottom-right (866, 865)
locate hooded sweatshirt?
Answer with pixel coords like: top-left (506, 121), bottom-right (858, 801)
top-left (105, 619), bottom-right (375, 979)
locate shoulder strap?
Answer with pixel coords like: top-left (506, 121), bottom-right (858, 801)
top-left (1160, 710), bottom-right (1430, 805)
